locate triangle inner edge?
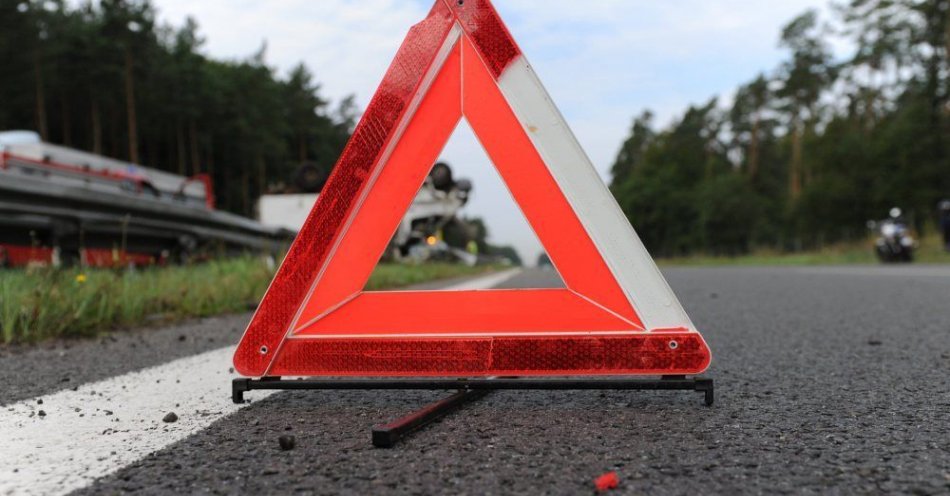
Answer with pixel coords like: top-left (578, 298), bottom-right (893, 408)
top-left (288, 36), bottom-right (644, 336)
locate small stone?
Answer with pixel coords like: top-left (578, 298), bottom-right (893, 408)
top-left (38, 410), bottom-right (46, 417)
top-left (162, 412), bottom-right (178, 423)
top-left (278, 435), bottom-right (296, 451)
top-left (228, 367), bottom-right (235, 374)
top-left (37, 399), bottom-right (43, 405)
top-left (868, 339), bottom-right (883, 346)
top-left (177, 335), bottom-right (186, 342)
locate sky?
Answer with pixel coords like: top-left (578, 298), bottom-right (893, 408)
top-left (148, 0), bottom-right (837, 264)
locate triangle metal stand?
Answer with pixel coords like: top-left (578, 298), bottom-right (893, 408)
top-left (232, 376), bottom-right (714, 448)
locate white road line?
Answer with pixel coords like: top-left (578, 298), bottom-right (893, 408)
top-left (0, 347), bottom-right (252, 496)
top-left (0, 268), bottom-right (521, 496)
top-left (438, 268), bottom-right (522, 290)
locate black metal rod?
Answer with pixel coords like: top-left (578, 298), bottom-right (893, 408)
top-left (371, 389), bottom-right (490, 448)
top-left (233, 377), bottom-right (713, 405)
top-left (231, 377), bottom-right (714, 448)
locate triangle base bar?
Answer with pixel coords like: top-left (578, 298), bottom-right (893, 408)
top-left (232, 377), bottom-right (714, 448)
top-left (267, 333), bottom-right (710, 377)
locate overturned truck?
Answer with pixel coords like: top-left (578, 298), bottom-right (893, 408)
top-left (0, 131), bottom-right (291, 268)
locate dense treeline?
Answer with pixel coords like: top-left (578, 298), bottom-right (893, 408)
top-left (0, 0), bottom-right (355, 216)
top-left (610, 0), bottom-right (950, 256)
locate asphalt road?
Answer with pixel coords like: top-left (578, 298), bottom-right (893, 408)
top-left (4, 266), bottom-right (950, 495)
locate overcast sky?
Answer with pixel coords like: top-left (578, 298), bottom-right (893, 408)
top-left (149, 0), bottom-right (836, 264)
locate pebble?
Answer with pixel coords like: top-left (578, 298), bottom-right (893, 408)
top-left (38, 410), bottom-right (47, 417)
top-left (278, 435), bottom-right (296, 451)
top-left (163, 412), bottom-right (179, 423)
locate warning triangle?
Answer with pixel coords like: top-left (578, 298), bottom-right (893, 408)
top-left (234, 0), bottom-right (711, 378)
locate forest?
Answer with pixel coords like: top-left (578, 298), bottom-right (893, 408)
top-left (2, 0), bottom-right (948, 258)
top-left (610, 0), bottom-right (950, 256)
top-left (0, 0), bottom-right (355, 217)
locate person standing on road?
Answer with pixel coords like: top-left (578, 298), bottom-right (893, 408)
top-left (940, 200), bottom-right (950, 252)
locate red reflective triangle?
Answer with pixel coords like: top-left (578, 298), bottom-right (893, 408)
top-left (233, 0), bottom-right (712, 378)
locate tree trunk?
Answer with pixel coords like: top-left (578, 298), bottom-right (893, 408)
top-left (176, 119), bottom-right (187, 175)
top-left (241, 168), bottom-right (250, 216)
top-left (206, 138), bottom-right (214, 179)
top-left (60, 93), bottom-right (71, 146)
top-left (124, 47), bottom-right (139, 164)
top-left (748, 114), bottom-right (760, 179)
top-left (91, 99), bottom-right (102, 155)
top-left (789, 122), bottom-right (803, 200)
top-left (147, 129), bottom-right (159, 170)
top-left (110, 106), bottom-right (120, 158)
top-left (189, 119), bottom-right (201, 175)
top-left (257, 152), bottom-right (266, 199)
top-left (33, 48), bottom-right (48, 140)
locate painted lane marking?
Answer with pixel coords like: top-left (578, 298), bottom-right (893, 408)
top-left (439, 268), bottom-right (522, 290)
top-left (0, 347), bottom-right (252, 496)
top-left (0, 268), bottom-right (521, 496)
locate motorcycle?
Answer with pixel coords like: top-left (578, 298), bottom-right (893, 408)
top-left (870, 208), bottom-right (915, 263)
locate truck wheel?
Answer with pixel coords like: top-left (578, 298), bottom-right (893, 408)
top-left (294, 163), bottom-right (330, 193)
top-left (429, 162), bottom-right (454, 192)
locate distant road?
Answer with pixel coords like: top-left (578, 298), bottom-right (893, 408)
top-left (791, 264), bottom-right (950, 278)
top-left (2, 266), bottom-right (949, 495)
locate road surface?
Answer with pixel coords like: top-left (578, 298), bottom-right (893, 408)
top-left (2, 266), bottom-right (949, 495)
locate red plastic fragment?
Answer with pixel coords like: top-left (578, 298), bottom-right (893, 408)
top-left (594, 471), bottom-right (619, 492)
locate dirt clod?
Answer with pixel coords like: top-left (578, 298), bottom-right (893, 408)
top-left (278, 435), bottom-right (296, 451)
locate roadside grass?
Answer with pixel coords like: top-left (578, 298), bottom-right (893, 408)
top-left (659, 232), bottom-right (950, 267)
top-left (0, 258), bottom-right (494, 345)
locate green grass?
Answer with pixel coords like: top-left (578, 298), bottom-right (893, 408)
top-left (659, 232), bottom-right (950, 267)
top-left (0, 258), bottom-right (494, 345)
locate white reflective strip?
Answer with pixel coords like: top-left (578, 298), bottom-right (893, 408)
top-left (0, 347), bottom-right (271, 496)
top-left (495, 57), bottom-right (696, 332)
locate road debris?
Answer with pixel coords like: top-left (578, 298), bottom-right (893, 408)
top-left (594, 471), bottom-right (619, 492)
top-left (278, 435), bottom-right (296, 451)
